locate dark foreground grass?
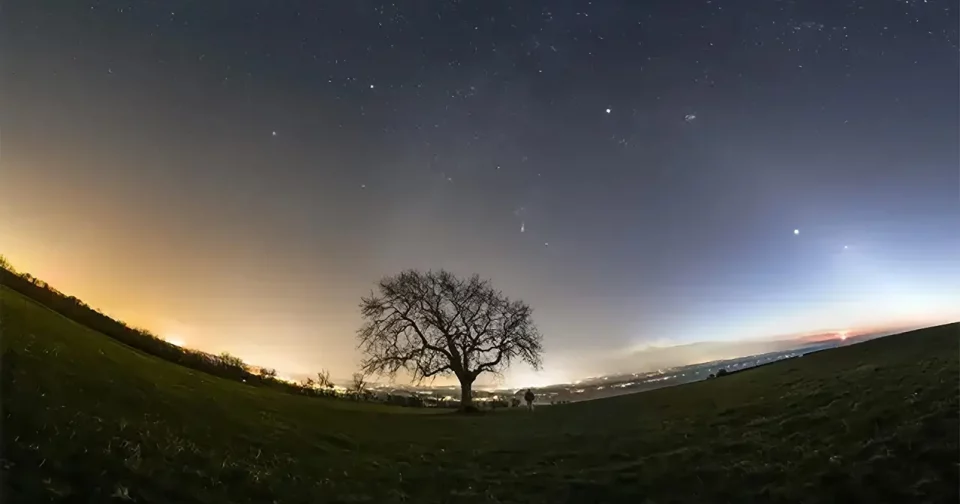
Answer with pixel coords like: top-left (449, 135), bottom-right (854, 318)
top-left (2, 286), bottom-right (957, 503)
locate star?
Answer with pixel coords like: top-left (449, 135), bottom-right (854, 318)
top-left (605, 108), bottom-right (612, 114)
top-left (271, 131), bottom-right (277, 136)
top-left (793, 229), bottom-right (800, 235)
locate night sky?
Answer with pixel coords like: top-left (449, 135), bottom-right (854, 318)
top-left (2, 1), bottom-right (958, 387)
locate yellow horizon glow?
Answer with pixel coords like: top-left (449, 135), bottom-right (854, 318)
top-left (163, 335), bottom-right (186, 348)
top-left (1, 242), bottom-right (957, 389)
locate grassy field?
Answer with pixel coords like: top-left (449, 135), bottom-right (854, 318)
top-left (2, 285), bottom-right (957, 503)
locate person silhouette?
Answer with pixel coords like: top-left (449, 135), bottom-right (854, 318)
top-left (523, 389), bottom-right (536, 411)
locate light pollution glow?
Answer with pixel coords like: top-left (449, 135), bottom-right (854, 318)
top-left (3, 0), bottom-right (958, 392)
top-left (1, 190), bottom-right (958, 389)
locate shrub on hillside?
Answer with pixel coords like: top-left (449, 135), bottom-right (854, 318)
top-left (316, 369), bottom-right (333, 388)
top-left (0, 266), bottom-right (263, 385)
top-left (217, 352), bottom-right (246, 370)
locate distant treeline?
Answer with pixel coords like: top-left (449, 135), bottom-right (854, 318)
top-left (1, 265), bottom-right (301, 389)
top-left (0, 262), bottom-right (426, 407)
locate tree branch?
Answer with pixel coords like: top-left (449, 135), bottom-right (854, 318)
top-left (355, 269), bottom-right (543, 392)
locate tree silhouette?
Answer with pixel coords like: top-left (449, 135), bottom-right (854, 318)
top-left (357, 269), bottom-right (543, 410)
top-left (316, 369), bottom-right (333, 388)
top-left (350, 372), bottom-right (367, 393)
top-left (217, 352), bottom-right (246, 370)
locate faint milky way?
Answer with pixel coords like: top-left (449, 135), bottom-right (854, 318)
top-left (1, 0), bottom-right (958, 386)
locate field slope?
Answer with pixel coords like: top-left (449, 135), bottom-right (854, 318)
top-left (2, 285), bottom-right (957, 503)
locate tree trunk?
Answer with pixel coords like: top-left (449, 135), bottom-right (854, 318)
top-left (459, 379), bottom-right (474, 410)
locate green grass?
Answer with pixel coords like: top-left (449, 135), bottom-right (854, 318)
top-left (2, 285), bottom-right (957, 503)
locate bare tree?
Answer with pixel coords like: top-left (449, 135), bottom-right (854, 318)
top-left (316, 369), bottom-right (333, 388)
top-left (350, 372), bottom-right (367, 393)
top-left (217, 352), bottom-right (246, 370)
top-left (357, 269), bottom-right (543, 410)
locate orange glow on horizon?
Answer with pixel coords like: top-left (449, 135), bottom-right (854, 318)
top-left (163, 335), bottom-right (187, 348)
top-left (1, 245), bottom-right (956, 388)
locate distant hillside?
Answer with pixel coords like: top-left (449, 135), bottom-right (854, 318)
top-left (603, 338), bottom-right (814, 373)
top-left (600, 326), bottom-right (928, 376)
top-left (0, 264), bottom-right (319, 398)
top-left (3, 283), bottom-right (957, 503)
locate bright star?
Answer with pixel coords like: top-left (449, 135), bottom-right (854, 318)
top-left (605, 108), bottom-right (612, 114)
top-left (271, 131), bottom-right (277, 136)
top-left (794, 229), bottom-right (799, 235)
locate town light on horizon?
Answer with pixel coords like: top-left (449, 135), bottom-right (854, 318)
top-left (163, 335), bottom-right (186, 348)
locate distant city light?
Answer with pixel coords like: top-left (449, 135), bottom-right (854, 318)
top-left (163, 335), bottom-right (185, 347)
